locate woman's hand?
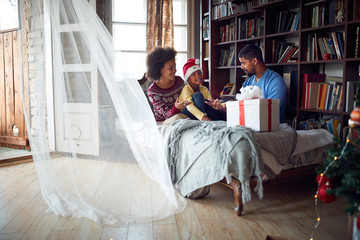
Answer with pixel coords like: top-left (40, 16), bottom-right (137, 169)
top-left (206, 99), bottom-right (226, 112)
top-left (175, 98), bottom-right (190, 110)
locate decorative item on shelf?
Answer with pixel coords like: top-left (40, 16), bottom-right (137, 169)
top-left (309, 106), bottom-right (360, 239)
top-left (323, 53), bottom-right (331, 60)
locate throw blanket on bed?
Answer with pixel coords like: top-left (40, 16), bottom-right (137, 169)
top-left (256, 124), bottom-right (297, 179)
top-left (163, 119), bottom-right (264, 203)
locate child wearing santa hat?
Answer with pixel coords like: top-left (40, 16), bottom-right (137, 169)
top-left (179, 58), bottom-right (226, 121)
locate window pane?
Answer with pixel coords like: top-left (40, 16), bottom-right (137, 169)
top-left (176, 53), bottom-right (187, 78)
top-left (113, 24), bottom-right (146, 51)
top-left (61, 32), bottom-right (91, 64)
top-left (60, 0), bottom-right (77, 25)
top-left (63, 72), bottom-right (92, 103)
top-left (173, 0), bottom-right (187, 25)
top-left (113, 0), bottom-right (147, 23)
top-left (115, 52), bottom-right (147, 79)
top-left (0, 0), bottom-right (19, 31)
top-left (174, 26), bottom-right (187, 51)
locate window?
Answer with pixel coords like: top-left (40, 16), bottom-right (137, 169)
top-left (112, 0), bottom-right (188, 79)
top-left (173, 0), bottom-right (188, 77)
top-left (0, 0), bottom-right (20, 32)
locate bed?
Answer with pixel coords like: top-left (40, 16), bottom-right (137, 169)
top-left (159, 119), bottom-right (333, 216)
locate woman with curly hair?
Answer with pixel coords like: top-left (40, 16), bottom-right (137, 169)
top-left (147, 47), bottom-right (190, 124)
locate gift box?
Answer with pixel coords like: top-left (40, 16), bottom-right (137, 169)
top-left (226, 99), bottom-right (280, 131)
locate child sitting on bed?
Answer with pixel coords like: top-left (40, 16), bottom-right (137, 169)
top-left (179, 58), bottom-right (226, 121)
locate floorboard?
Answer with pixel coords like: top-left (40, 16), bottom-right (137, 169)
top-left (0, 159), bottom-right (353, 240)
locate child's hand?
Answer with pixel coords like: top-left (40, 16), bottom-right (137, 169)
top-left (175, 98), bottom-right (190, 110)
top-left (202, 115), bottom-right (212, 121)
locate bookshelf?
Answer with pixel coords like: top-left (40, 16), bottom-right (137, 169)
top-left (200, 0), bottom-right (210, 89)
top-left (200, 0), bottom-right (360, 135)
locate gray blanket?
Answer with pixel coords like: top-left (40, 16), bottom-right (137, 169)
top-left (163, 119), bottom-right (264, 203)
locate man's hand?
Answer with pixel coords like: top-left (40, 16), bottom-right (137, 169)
top-left (206, 99), bottom-right (226, 112)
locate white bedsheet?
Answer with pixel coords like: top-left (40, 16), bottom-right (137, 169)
top-left (263, 128), bottom-right (334, 176)
top-left (292, 129), bottom-right (334, 155)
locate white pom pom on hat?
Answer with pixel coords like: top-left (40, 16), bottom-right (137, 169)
top-left (183, 58), bottom-right (202, 81)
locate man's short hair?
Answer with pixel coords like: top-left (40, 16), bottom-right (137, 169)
top-left (238, 44), bottom-right (264, 63)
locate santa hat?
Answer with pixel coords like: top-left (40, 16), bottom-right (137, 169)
top-left (183, 58), bottom-right (203, 81)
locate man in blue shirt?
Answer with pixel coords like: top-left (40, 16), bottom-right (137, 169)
top-left (238, 44), bottom-right (287, 123)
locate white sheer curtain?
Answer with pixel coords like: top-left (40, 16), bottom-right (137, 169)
top-left (19, 0), bottom-right (186, 224)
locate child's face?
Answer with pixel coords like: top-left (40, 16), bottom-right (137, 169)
top-left (188, 70), bottom-right (203, 86)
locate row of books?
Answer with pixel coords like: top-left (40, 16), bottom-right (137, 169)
top-left (212, 3), bottom-right (230, 20)
top-left (228, 1), bottom-right (253, 15)
top-left (306, 32), bottom-right (344, 61)
top-left (301, 73), bottom-right (360, 113)
top-left (299, 117), bottom-right (341, 138)
top-left (212, 1), bottom-right (267, 20)
top-left (238, 17), bottom-right (264, 39)
top-left (220, 24), bottom-right (235, 42)
top-left (272, 40), bottom-right (298, 63)
top-left (267, 10), bottom-right (300, 34)
top-left (218, 49), bottom-right (236, 67)
top-left (307, 0), bottom-right (344, 27)
top-left (304, 81), bottom-right (344, 111)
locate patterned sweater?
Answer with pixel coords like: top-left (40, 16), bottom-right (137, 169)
top-left (147, 76), bottom-right (185, 122)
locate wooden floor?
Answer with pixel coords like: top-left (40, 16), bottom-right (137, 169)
top-left (0, 160), bottom-right (352, 240)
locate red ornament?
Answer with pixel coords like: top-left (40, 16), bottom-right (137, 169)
top-left (316, 174), bottom-right (332, 187)
top-left (357, 216), bottom-right (360, 231)
top-left (351, 107), bottom-right (360, 123)
top-left (318, 185), bottom-right (336, 203)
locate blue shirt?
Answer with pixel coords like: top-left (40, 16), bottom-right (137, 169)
top-left (242, 69), bottom-right (287, 123)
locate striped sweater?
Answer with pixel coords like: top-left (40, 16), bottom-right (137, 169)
top-left (147, 76), bottom-right (185, 122)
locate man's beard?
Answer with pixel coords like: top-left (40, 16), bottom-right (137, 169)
top-left (247, 72), bottom-right (254, 77)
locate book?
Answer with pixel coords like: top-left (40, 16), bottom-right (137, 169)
top-left (302, 73), bottom-right (326, 108)
top-left (319, 83), bottom-right (328, 110)
top-left (336, 32), bottom-right (344, 58)
top-left (331, 32), bottom-right (342, 59)
top-left (220, 83), bottom-right (235, 97)
top-left (325, 84), bottom-right (333, 110)
top-left (346, 81), bottom-right (360, 112)
top-left (356, 26), bottom-right (360, 58)
top-left (317, 36), bottom-right (326, 59)
top-left (336, 84), bottom-right (344, 111)
top-left (307, 82), bottom-right (323, 109)
top-left (326, 37), bottom-right (337, 59)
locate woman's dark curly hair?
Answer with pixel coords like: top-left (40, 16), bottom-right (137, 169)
top-left (146, 47), bottom-right (177, 81)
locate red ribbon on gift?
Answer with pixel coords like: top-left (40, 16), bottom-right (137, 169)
top-left (238, 99), bottom-right (272, 131)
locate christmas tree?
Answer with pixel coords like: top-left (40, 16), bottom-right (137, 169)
top-left (316, 125), bottom-right (360, 215)
top-left (316, 82), bottom-right (360, 214)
